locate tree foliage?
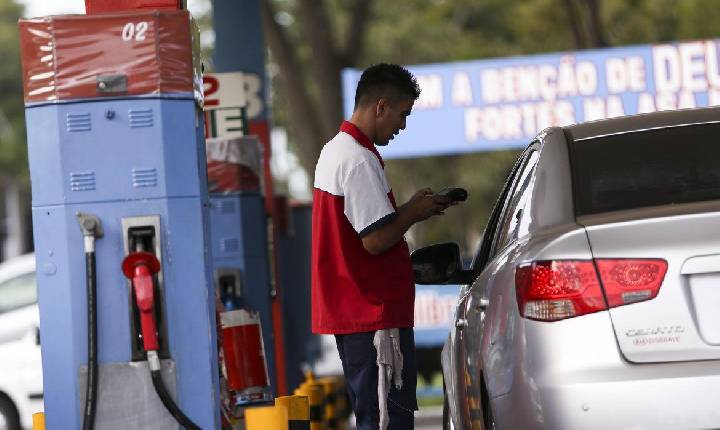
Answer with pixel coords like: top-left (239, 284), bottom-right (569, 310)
top-left (261, 0), bottom-right (720, 256)
top-left (0, 0), bottom-right (26, 181)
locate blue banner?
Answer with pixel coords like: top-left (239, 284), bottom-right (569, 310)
top-left (414, 284), bottom-right (462, 347)
top-left (343, 39), bottom-right (720, 158)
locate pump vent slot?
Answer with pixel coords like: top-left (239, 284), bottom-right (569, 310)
top-left (132, 168), bottom-right (158, 188)
top-left (128, 108), bottom-right (154, 128)
top-left (66, 113), bottom-right (91, 132)
top-left (70, 171), bottom-right (96, 191)
top-left (220, 200), bottom-right (237, 214)
top-left (221, 238), bottom-right (240, 253)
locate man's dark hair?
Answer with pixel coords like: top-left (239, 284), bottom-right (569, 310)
top-left (354, 63), bottom-right (421, 110)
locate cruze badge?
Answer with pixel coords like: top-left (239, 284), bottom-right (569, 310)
top-left (625, 325), bottom-right (685, 346)
top-left (625, 326), bottom-right (685, 337)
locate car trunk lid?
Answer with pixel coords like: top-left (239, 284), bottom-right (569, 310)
top-left (568, 121), bottom-right (720, 363)
top-left (581, 208), bottom-right (720, 362)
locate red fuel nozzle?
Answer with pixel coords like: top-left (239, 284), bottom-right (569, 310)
top-left (122, 252), bottom-right (161, 352)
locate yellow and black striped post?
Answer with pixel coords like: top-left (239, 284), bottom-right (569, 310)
top-left (317, 377), bottom-right (339, 430)
top-left (276, 395), bottom-right (310, 430)
top-left (295, 382), bottom-right (326, 430)
top-left (331, 377), bottom-right (351, 430)
top-left (246, 404), bottom-right (288, 430)
top-left (32, 413), bottom-right (45, 430)
top-left (335, 377), bottom-right (351, 430)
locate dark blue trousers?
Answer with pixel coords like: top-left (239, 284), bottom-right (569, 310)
top-left (335, 329), bottom-right (418, 430)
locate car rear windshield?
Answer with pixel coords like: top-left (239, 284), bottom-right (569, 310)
top-left (570, 122), bottom-right (720, 215)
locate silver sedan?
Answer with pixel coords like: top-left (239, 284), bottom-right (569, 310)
top-left (412, 106), bottom-right (720, 430)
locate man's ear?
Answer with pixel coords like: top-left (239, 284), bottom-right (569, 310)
top-left (375, 97), bottom-right (389, 118)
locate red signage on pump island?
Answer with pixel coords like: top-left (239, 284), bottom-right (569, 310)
top-left (19, 11), bottom-right (201, 104)
top-left (84, 0), bottom-right (185, 15)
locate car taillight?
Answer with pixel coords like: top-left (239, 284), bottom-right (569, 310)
top-left (515, 259), bottom-right (667, 321)
top-left (515, 261), bottom-right (606, 321)
top-left (595, 259), bottom-right (667, 307)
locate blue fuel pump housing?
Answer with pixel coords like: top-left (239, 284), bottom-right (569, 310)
top-left (209, 193), bottom-right (276, 386)
top-left (28, 96), bottom-right (220, 430)
top-left (20, 11), bottom-right (220, 429)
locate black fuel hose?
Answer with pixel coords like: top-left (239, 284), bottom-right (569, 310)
top-left (82, 251), bottom-right (98, 430)
top-left (150, 364), bottom-right (201, 430)
top-left (76, 213), bottom-right (103, 430)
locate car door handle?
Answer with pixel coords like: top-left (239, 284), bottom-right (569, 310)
top-left (455, 318), bottom-right (468, 329)
top-left (476, 298), bottom-right (489, 310)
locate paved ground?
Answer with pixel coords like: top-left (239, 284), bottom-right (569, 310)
top-left (347, 405), bottom-right (443, 429)
top-left (415, 405), bottom-right (443, 429)
top-left (317, 333), bottom-right (445, 429)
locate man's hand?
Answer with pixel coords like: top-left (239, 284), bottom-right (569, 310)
top-left (361, 188), bottom-right (455, 255)
top-left (401, 188), bottom-right (454, 222)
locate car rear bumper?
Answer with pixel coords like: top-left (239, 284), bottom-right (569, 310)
top-left (493, 313), bottom-right (720, 429)
top-left (511, 367), bottom-right (720, 429)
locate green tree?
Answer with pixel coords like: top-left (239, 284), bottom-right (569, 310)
top-left (0, 0), bottom-right (26, 179)
top-left (262, 0), bottom-right (373, 177)
top-left (0, 0), bottom-right (30, 257)
top-left (260, 0), bottom-right (720, 255)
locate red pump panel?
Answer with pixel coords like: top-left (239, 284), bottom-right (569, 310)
top-left (85, 0), bottom-right (185, 15)
top-left (206, 137), bottom-right (264, 194)
top-left (220, 309), bottom-right (270, 392)
top-left (19, 10), bottom-right (202, 104)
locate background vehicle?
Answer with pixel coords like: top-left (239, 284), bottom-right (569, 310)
top-left (413, 107), bottom-right (720, 429)
top-left (0, 254), bottom-right (42, 430)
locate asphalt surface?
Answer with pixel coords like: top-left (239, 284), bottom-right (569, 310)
top-left (348, 405), bottom-right (443, 429)
top-left (415, 405), bottom-right (443, 429)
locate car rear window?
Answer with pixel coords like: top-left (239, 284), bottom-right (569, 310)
top-left (570, 122), bottom-right (720, 215)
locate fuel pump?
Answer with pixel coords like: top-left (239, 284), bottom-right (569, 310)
top-left (206, 132), bottom-right (275, 422)
top-left (20, 4), bottom-right (220, 428)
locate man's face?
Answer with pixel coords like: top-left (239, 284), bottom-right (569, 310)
top-left (374, 97), bottom-right (414, 146)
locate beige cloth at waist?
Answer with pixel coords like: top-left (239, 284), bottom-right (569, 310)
top-left (373, 328), bottom-right (404, 430)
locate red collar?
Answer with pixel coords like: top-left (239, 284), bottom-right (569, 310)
top-left (339, 121), bottom-right (384, 168)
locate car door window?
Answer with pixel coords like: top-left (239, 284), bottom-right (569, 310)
top-left (0, 272), bottom-right (37, 314)
top-left (470, 149), bottom-right (528, 276)
top-left (492, 150), bottom-right (539, 254)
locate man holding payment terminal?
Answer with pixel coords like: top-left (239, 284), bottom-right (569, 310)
top-left (311, 63), bottom-right (466, 429)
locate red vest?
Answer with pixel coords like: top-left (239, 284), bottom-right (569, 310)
top-left (311, 121), bottom-right (415, 334)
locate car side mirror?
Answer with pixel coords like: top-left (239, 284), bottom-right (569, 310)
top-left (411, 242), bottom-right (473, 285)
